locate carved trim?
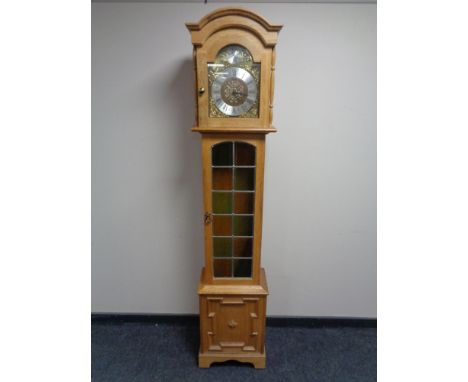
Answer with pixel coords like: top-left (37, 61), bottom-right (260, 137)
top-left (246, 297), bottom-right (260, 351)
top-left (192, 47), bottom-right (198, 125)
top-left (242, 345), bottom-right (256, 351)
top-left (269, 47), bottom-right (276, 124)
top-left (186, 7), bottom-right (282, 47)
top-left (207, 299), bottom-right (220, 351)
top-left (220, 297), bottom-right (244, 305)
top-left (186, 7), bottom-right (283, 32)
top-left (191, 127), bottom-right (277, 134)
top-left (219, 341), bottom-right (245, 347)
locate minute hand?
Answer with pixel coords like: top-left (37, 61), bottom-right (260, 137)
top-left (232, 90), bottom-right (247, 96)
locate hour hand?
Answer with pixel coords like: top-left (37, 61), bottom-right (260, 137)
top-left (232, 90), bottom-right (247, 96)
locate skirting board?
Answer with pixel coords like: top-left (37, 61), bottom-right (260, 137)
top-left (91, 313), bottom-right (376, 328)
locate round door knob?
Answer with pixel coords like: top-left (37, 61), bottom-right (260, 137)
top-left (198, 87), bottom-right (205, 95)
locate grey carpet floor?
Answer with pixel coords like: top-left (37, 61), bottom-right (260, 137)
top-left (92, 320), bottom-right (376, 382)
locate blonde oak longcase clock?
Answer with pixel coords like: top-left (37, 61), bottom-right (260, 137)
top-left (186, 8), bottom-right (282, 369)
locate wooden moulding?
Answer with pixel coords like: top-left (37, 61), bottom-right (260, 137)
top-left (198, 267), bottom-right (269, 296)
top-left (191, 126), bottom-right (277, 134)
top-left (186, 7), bottom-right (283, 47)
top-left (199, 348), bottom-right (266, 369)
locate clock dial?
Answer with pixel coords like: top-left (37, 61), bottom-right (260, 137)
top-left (211, 67), bottom-right (258, 117)
top-left (208, 45), bottom-right (260, 118)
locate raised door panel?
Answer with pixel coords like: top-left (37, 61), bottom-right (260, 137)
top-left (201, 296), bottom-right (265, 354)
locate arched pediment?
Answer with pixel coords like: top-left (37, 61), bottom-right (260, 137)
top-left (186, 7), bottom-right (283, 47)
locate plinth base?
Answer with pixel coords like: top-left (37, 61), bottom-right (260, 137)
top-left (198, 268), bottom-right (269, 369)
top-left (199, 347), bottom-right (266, 369)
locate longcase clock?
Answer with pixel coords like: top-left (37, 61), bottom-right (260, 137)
top-left (186, 8), bottom-right (282, 369)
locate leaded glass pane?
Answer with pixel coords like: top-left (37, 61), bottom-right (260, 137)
top-left (235, 142), bottom-right (256, 166)
top-left (233, 238), bottom-right (253, 258)
top-left (214, 259), bottom-right (232, 277)
top-left (212, 192), bottom-right (232, 214)
top-left (213, 238), bottom-right (232, 258)
top-left (233, 259), bottom-right (252, 278)
top-left (234, 192), bottom-right (254, 214)
top-left (212, 142), bottom-right (233, 166)
top-left (213, 215), bottom-right (232, 236)
top-left (213, 168), bottom-right (232, 190)
top-left (233, 216), bottom-right (253, 236)
top-left (234, 168), bottom-right (255, 190)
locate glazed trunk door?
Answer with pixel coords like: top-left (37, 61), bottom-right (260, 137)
top-left (202, 135), bottom-right (265, 284)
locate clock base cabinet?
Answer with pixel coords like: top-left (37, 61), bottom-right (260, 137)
top-left (198, 267), bottom-right (269, 369)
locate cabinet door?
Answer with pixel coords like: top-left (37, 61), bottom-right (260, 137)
top-left (195, 29), bottom-right (271, 130)
top-left (202, 136), bottom-right (265, 284)
top-left (200, 295), bottom-right (266, 354)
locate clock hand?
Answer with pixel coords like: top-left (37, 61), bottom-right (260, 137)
top-left (232, 90), bottom-right (247, 96)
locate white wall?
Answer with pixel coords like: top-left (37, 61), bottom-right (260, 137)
top-left (92, 2), bottom-right (376, 317)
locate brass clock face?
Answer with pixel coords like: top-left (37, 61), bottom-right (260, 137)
top-left (208, 45), bottom-right (260, 118)
top-left (211, 67), bottom-right (258, 117)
